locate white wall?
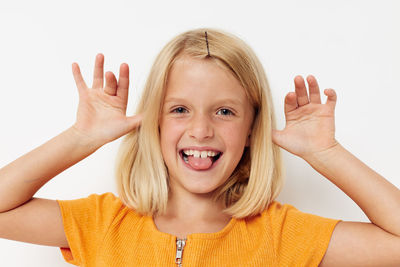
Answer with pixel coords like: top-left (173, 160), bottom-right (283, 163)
top-left (0, 0), bottom-right (399, 266)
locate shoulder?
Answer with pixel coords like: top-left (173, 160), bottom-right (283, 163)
top-left (88, 192), bottom-right (122, 206)
top-left (57, 192), bottom-right (140, 222)
top-left (264, 200), bottom-right (339, 226)
top-left (58, 192), bottom-right (122, 210)
top-left (265, 200), bottom-right (297, 212)
top-left (263, 201), bottom-right (341, 266)
top-left (57, 192), bottom-right (145, 235)
top-left (263, 200), bottom-right (341, 247)
top-left (262, 200), bottom-right (296, 219)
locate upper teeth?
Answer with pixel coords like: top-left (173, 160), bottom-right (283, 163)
top-left (183, 149), bottom-right (218, 158)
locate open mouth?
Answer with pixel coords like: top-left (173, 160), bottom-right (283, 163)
top-left (179, 150), bottom-right (222, 170)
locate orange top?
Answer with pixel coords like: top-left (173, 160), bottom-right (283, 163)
top-left (57, 192), bottom-right (340, 266)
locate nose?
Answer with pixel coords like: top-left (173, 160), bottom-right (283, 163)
top-left (187, 113), bottom-right (214, 141)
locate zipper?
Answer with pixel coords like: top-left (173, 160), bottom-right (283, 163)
top-left (175, 238), bottom-right (187, 267)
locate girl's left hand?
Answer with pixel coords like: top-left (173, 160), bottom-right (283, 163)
top-left (272, 75), bottom-right (338, 160)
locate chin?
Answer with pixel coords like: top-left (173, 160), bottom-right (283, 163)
top-left (186, 185), bottom-right (214, 195)
top-left (182, 179), bottom-right (224, 195)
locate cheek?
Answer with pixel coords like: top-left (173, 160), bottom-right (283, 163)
top-left (160, 119), bottom-right (186, 151)
top-left (159, 120), bottom-right (187, 172)
top-left (220, 122), bottom-right (249, 147)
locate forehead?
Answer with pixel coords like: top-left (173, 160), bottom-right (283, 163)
top-left (164, 56), bottom-right (248, 104)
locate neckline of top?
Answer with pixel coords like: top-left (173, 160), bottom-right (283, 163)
top-left (146, 214), bottom-right (238, 240)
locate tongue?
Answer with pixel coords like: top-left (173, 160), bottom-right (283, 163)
top-left (187, 156), bottom-right (213, 170)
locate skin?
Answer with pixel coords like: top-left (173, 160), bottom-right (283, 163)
top-left (1, 53), bottom-right (399, 265)
top-left (72, 54), bottom-right (400, 265)
top-left (156, 56), bottom-right (254, 229)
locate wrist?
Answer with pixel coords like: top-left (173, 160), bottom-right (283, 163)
top-left (66, 125), bottom-right (104, 151)
top-left (303, 141), bottom-right (344, 167)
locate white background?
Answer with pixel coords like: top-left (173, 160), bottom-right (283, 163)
top-left (0, 0), bottom-right (399, 266)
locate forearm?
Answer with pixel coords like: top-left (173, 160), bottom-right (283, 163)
top-left (0, 126), bottom-right (100, 213)
top-left (305, 144), bottom-right (400, 237)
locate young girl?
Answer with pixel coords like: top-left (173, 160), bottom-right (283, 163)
top-left (0, 28), bottom-right (399, 266)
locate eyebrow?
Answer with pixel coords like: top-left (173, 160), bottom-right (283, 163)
top-left (164, 97), bottom-right (243, 106)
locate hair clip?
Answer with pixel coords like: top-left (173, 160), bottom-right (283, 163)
top-left (205, 31), bottom-right (210, 57)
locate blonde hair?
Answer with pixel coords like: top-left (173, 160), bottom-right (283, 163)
top-left (115, 28), bottom-right (284, 219)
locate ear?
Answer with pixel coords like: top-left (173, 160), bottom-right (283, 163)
top-left (245, 128), bottom-right (252, 147)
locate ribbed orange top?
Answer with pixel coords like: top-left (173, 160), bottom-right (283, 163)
top-left (56, 193), bottom-right (340, 266)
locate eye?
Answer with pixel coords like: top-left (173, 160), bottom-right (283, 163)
top-left (216, 108), bottom-right (234, 116)
top-left (171, 107), bottom-right (188, 113)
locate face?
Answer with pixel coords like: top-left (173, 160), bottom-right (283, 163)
top-left (159, 56), bottom-right (254, 197)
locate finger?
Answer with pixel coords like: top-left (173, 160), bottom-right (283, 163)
top-left (104, 71), bottom-right (117, 95)
top-left (294, 75), bottom-right (310, 106)
top-left (324, 89), bottom-right (337, 110)
top-left (92, 53), bottom-right (104, 89)
top-left (72, 63), bottom-right (88, 93)
top-left (117, 63), bottom-right (129, 102)
top-left (306, 75), bottom-right (321, 104)
top-left (284, 92), bottom-right (298, 114)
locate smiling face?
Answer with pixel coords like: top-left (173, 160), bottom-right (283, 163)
top-left (159, 56), bottom-right (254, 197)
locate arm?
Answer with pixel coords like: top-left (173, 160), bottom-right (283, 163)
top-left (0, 127), bottom-right (98, 213)
top-left (309, 143), bottom-right (400, 266)
top-left (272, 75), bottom-right (400, 266)
top-left (0, 54), bottom-right (141, 213)
top-left (0, 54), bottom-right (141, 247)
top-left (306, 144), bottom-right (400, 237)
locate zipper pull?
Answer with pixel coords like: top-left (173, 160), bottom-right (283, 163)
top-left (175, 238), bottom-right (187, 266)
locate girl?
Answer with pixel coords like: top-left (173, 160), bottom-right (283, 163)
top-left (0, 28), bottom-right (399, 266)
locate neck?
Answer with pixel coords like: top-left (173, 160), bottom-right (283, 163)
top-left (156, 183), bottom-right (230, 223)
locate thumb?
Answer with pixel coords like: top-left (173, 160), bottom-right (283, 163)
top-left (324, 89), bottom-right (337, 110)
top-left (271, 129), bottom-right (285, 147)
top-left (126, 114), bottom-right (142, 130)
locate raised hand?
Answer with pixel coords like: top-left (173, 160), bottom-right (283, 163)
top-left (71, 54), bottom-right (142, 147)
top-left (272, 75), bottom-right (338, 160)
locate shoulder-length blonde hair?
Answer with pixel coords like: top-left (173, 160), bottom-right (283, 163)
top-left (115, 28), bottom-right (284, 219)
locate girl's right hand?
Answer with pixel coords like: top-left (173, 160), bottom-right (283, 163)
top-left (71, 54), bottom-right (142, 148)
